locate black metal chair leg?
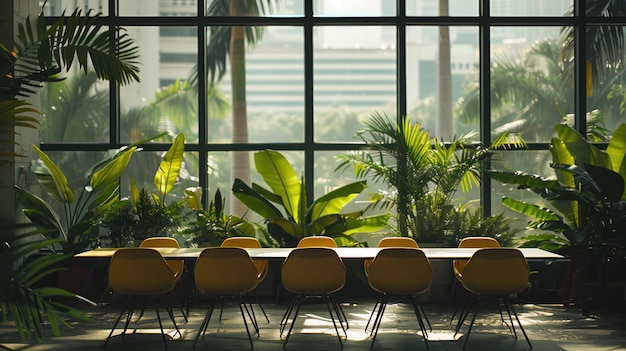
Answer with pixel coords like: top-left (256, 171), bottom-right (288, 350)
top-left (508, 300), bottom-right (533, 350)
top-left (462, 299), bottom-right (481, 351)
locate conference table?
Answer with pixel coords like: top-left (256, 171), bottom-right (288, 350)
top-left (75, 246), bottom-right (563, 261)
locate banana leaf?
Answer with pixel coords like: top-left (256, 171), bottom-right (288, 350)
top-left (309, 180), bottom-right (367, 220)
top-left (154, 133), bottom-right (185, 198)
top-left (254, 150), bottom-right (302, 220)
top-left (232, 178), bottom-right (284, 219)
top-left (31, 145), bottom-right (73, 203)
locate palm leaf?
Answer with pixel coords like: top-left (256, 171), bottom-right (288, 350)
top-left (7, 8), bottom-right (139, 100)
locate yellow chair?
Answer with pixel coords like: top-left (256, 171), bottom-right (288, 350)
top-left (450, 237), bottom-right (501, 325)
top-left (296, 235), bottom-right (338, 247)
top-left (292, 235), bottom-right (348, 330)
top-left (220, 237), bottom-right (270, 323)
top-left (280, 247), bottom-right (347, 348)
top-left (455, 248), bottom-right (532, 350)
top-left (139, 237), bottom-right (188, 321)
top-left (193, 247), bottom-right (261, 348)
top-left (104, 248), bottom-right (181, 350)
top-left (363, 237), bottom-right (427, 333)
top-left (367, 247), bottom-right (432, 349)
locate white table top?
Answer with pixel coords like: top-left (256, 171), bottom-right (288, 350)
top-left (75, 246), bottom-right (563, 260)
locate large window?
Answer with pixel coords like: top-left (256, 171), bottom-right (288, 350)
top-left (38, 0), bottom-right (624, 220)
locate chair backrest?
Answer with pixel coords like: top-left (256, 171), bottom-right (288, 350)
top-left (221, 237), bottom-right (268, 281)
top-left (461, 248), bottom-right (529, 296)
top-left (139, 236), bottom-right (184, 280)
top-left (377, 237), bottom-right (419, 248)
top-left (296, 236), bottom-right (337, 248)
top-left (281, 247), bottom-right (345, 294)
top-left (109, 248), bottom-right (176, 295)
top-left (368, 247), bottom-right (432, 295)
top-left (194, 247), bottom-right (259, 294)
top-left (458, 236), bottom-right (500, 248)
top-left (453, 236), bottom-right (501, 277)
top-left (140, 237), bottom-right (180, 248)
top-left (364, 237), bottom-right (420, 276)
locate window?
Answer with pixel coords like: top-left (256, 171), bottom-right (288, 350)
top-left (38, 0), bottom-right (620, 223)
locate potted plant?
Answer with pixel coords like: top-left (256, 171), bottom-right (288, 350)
top-left (232, 149), bottom-right (390, 248)
top-left (490, 123), bottom-right (626, 308)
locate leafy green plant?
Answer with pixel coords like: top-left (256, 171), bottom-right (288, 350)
top-left (183, 187), bottom-right (256, 246)
top-left (98, 133), bottom-right (190, 245)
top-left (0, 7), bottom-right (140, 164)
top-left (232, 149), bottom-right (390, 247)
top-left (0, 229), bottom-right (92, 342)
top-left (491, 123), bottom-right (626, 252)
top-left (336, 112), bottom-right (525, 245)
top-left (17, 144), bottom-right (139, 253)
top-left (1, 5), bottom-right (141, 343)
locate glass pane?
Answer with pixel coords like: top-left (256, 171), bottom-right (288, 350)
top-left (407, 0), bottom-right (478, 16)
top-left (120, 26), bottom-right (199, 143)
top-left (490, 150), bottom-right (552, 229)
top-left (41, 70), bottom-right (110, 143)
top-left (314, 0), bottom-right (395, 17)
top-left (206, 0), bottom-right (302, 17)
top-left (120, 0), bottom-right (197, 16)
top-left (313, 26), bottom-right (396, 142)
top-left (585, 26), bottom-right (626, 138)
top-left (40, 0), bottom-right (109, 16)
top-left (208, 26), bottom-right (304, 143)
top-left (487, 26), bottom-right (568, 142)
top-left (407, 26), bottom-right (479, 140)
top-left (491, 0), bottom-right (573, 17)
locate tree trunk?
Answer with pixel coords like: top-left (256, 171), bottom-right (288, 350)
top-left (229, 1), bottom-right (251, 217)
top-left (437, 0), bottom-right (452, 140)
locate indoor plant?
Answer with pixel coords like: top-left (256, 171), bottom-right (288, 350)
top-left (490, 123), bottom-right (626, 307)
top-left (1, 6), bottom-right (140, 341)
top-left (98, 133), bottom-right (190, 246)
top-left (336, 112), bottom-right (524, 246)
top-left (232, 149), bottom-right (390, 247)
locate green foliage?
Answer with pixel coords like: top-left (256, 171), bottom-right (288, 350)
top-left (1, 6), bottom-right (141, 342)
top-left (442, 205), bottom-right (519, 247)
top-left (98, 133), bottom-right (190, 245)
top-left (0, 7), bottom-right (140, 165)
top-left (232, 149), bottom-right (390, 247)
top-left (99, 188), bottom-right (187, 245)
top-left (183, 187), bottom-right (256, 246)
top-left (491, 123), bottom-right (626, 251)
top-left (336, 112), bottom-right (525, 245)
top-left (17, 144), bottom-right (139, 254)
top-left (0, 228), bottom-right (92, 342)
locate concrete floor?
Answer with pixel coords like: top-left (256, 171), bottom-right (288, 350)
top-left (2, 294), bottom-right (625, 351)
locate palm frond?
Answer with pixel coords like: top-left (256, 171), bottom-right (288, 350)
top-left (5, 7), bottom-right (140, 101)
